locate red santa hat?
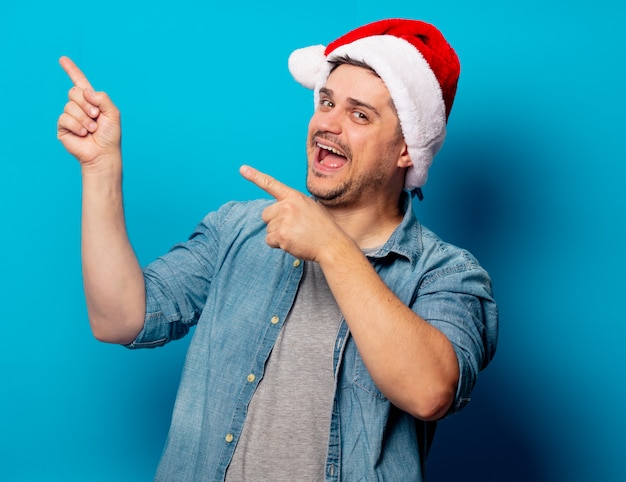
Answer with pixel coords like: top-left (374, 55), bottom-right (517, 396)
top-left (288, 18), bottom-right (460, 196)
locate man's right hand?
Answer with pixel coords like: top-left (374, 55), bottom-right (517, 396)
top-left (57, 56), bottom-right (121, 168)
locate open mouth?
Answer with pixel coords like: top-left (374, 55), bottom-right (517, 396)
top-left (316, 141), bottom-right (348, 169)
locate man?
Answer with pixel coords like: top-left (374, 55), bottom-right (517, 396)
top-left (57, 18), bottom-right (497, 481)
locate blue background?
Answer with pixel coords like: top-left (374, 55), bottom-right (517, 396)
top-left (1, 0), bottom-right (624, 480)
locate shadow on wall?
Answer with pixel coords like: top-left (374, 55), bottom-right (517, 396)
top-left (423, 124), bottom-right (549, 481)
top-left (427, 375), bottom-right (549, 482)
top-left (416, 122), bottom-right (536, 266)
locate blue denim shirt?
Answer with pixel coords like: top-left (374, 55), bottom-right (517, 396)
top-left (128, 192), bottom-right (498, 481)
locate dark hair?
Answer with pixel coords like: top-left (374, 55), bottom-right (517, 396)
top-left (329, 55), bottom-right (380, 77)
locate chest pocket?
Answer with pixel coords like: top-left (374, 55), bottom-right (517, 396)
top-left (344, 338), bottom-right (388, 401)
top-left (345, 256), bottom-right (414, 402)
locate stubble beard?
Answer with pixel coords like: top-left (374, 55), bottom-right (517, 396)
top-left (305, 132), bottom-right (401, 209)
top-left (306, 167), bottom-right (387, 209)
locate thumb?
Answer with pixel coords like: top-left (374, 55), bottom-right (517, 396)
top-left (83, 87), bottom-right (119, 119)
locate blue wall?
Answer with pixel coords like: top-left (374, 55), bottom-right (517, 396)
top-left (1, 1), bottom-right (624, 480)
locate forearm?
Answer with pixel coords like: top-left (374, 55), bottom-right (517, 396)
top-left (81, 157), bottom-right (145, 344)
top-left (319, 238), bottom-right (459, 421)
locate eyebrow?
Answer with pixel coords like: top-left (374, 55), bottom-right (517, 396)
top-left (319, 87), bottom-right (382, 117)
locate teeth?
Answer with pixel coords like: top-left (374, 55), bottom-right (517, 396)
top-left (317, 143), bottom-right (345, 157)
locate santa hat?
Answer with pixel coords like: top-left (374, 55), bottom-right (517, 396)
top-left (288, 18), bottom-right (460, 196)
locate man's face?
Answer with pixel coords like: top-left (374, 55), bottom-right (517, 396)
top-left (306, 63), bottom-right (411, 209)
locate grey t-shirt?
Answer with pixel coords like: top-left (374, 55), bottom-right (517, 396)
top-left (225, 260), bottom-right (342, 481)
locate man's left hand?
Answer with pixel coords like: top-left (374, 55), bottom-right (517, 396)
top-left (240, 165), bottom-right (347, 262)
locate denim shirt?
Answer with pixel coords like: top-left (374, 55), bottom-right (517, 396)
top-left (128, 192), bottom-right (498, 481)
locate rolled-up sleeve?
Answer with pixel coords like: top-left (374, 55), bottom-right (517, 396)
top-left (126, 207), bottom-right (225, 349)
top-left (413, 260), bottom-right (498, 414)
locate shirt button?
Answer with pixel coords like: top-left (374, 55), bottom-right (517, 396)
top-left (225, 433), bottom-right (234, 443)
top-left (247, 374), bottom-right (256, 383)
top-left (293, 259), bottom-right (301, 268)
top-left (270, 316), bottom-right (279, 325)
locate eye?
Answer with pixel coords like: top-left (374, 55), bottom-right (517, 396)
top-left (319, 98), bottom-right (334, 110)
top-left (351, 110), bottom-right (369, 123)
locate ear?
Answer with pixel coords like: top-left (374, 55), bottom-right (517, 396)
top-left (397, 142), bottom-right (413, 168)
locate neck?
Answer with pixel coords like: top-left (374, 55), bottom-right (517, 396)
top-left (322, 194), bottom-right (405, 249)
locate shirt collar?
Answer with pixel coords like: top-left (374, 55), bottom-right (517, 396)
top-left (365, 190), bottom-right (422, 265)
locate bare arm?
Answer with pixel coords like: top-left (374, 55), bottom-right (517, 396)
top-left (240, 165), bottom-right (458, 421)
top-left (315, 237), bottom-right (458, 420)
top-left (57, 56), bottom-right (145, 344)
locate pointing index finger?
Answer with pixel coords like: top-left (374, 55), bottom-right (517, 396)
top-left (240, 165), bottom-right (296, 201)
top-left (59, 56), bottom-right (94, 90)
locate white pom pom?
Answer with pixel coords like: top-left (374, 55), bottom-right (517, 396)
top-left (288, 45), bottom-right (326, 89)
